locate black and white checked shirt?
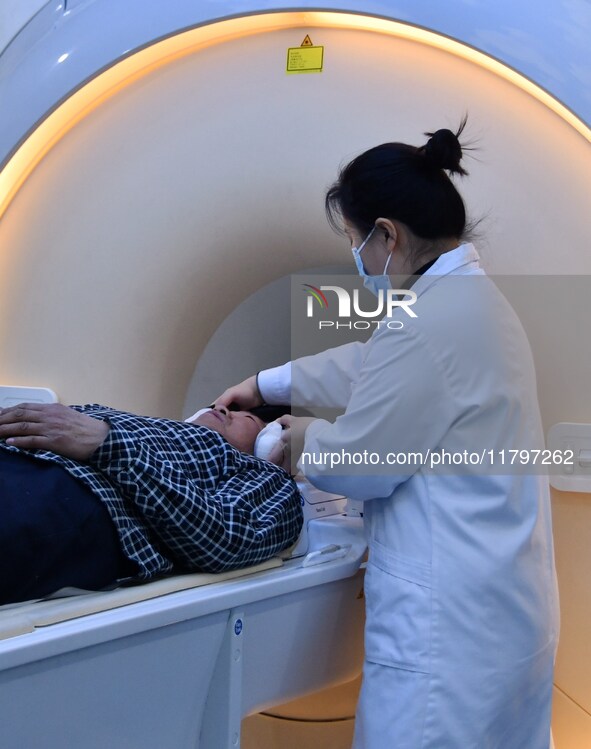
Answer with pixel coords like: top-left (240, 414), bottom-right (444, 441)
top-left (0, 405), bottom-right (303, 580)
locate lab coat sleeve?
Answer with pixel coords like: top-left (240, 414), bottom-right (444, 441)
top-left (257, 341), bottom-right (367, 408)
top-left (298, 325), bottom-right (457, 501)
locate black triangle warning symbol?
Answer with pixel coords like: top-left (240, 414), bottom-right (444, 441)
top-left (301, 35), bottom-right (313, 47)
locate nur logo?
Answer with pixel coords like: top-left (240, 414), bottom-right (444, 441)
top-left (303, 285), bottom-right (417, 318)
top-left (302, 285), bottom-right (329, 316)
top-left (303, 283), bottom-right (417, 331)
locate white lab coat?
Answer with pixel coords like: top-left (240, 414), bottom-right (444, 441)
top-left (259, 244), bottom-right (559, 749)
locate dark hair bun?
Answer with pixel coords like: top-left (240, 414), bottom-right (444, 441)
top-left (423, 120), bottom-right (468, 175)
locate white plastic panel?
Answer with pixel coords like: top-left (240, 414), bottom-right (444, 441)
top-left (547, 423), bottom-right (591, 492)
top-left (0, 612), bottom-right (229, 749)
top-left (0, 385), bottom-right (57, 408)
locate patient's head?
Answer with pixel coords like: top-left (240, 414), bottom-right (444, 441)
top-left (190, 405), bottom-right (265, 453)
top-left (189, 404), bottom-right (290, 454)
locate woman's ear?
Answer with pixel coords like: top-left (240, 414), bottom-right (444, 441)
top-left (375, 217), bottom-right (398, 252)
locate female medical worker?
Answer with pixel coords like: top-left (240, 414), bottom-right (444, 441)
top-left (217, 123), bottom-right (559, 749)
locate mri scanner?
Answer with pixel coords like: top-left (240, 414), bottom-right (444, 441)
top-left (0, 1), bottom-right (590, 747)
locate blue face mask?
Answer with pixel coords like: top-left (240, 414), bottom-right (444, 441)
top-left (351, 226), bottom-right (393, 297)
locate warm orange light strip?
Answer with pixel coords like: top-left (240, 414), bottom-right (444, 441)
top-left (1, 10), bottom-right (589, 221)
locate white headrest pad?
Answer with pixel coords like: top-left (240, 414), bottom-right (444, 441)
top-left (184, 407), bottom-right (212, 423)
top-left (254, 420), bottom-right (283, 461)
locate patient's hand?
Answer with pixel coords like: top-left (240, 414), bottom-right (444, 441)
top-left (0, 403), bottom-right (110, 460)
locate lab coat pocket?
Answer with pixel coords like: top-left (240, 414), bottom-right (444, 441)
top-left (364, 540), bottom-right (431, 673)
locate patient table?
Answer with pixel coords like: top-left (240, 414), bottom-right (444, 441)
top-left (0, 472), bottom-right (366, 749)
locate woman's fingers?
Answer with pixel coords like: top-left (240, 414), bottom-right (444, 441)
top-left (267, 437), bottom-right (289, 470)
top-left (267, 429), bottom-right (292, 473)
top-left (215, 375), bottom-right (263, 410)
top-left (276, 416), bottom-right (318, 471)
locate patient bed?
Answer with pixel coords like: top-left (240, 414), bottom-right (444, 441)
top-left (0, 452), bottom-right (366, 749)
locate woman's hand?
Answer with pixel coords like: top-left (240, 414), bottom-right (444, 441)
top-left (215, 375), bottom-right (264, 410)
top-left (0, 403), bottom-right (110, 460)
top-left (268, 415), bottom-right (317, 474)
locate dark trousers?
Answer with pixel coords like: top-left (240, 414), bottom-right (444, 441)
top-left (0, 449), bottom-right (131, 605)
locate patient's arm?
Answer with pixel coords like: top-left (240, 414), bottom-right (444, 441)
top-left (0, 403), bottom-right (109, 460)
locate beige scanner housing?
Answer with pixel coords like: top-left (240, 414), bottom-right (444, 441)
top-left (1, 12), bottom-right (591, 748)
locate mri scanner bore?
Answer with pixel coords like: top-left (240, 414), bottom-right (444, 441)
top-left (218, 124), bottom-right (560, 749)
top-left (0, 401), bottom-right (301, 604)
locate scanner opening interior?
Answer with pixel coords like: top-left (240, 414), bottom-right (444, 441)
top-left (0, 19), bottom-right (589, 418)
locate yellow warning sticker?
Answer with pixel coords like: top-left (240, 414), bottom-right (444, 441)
top-left (286, 36), bottom-right (324, 74)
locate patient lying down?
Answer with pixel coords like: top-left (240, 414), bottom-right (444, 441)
top-left (0, 403), bottom-right (301, 605)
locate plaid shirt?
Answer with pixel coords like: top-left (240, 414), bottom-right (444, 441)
top-left (0, 405), bottom-right (303, 580)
